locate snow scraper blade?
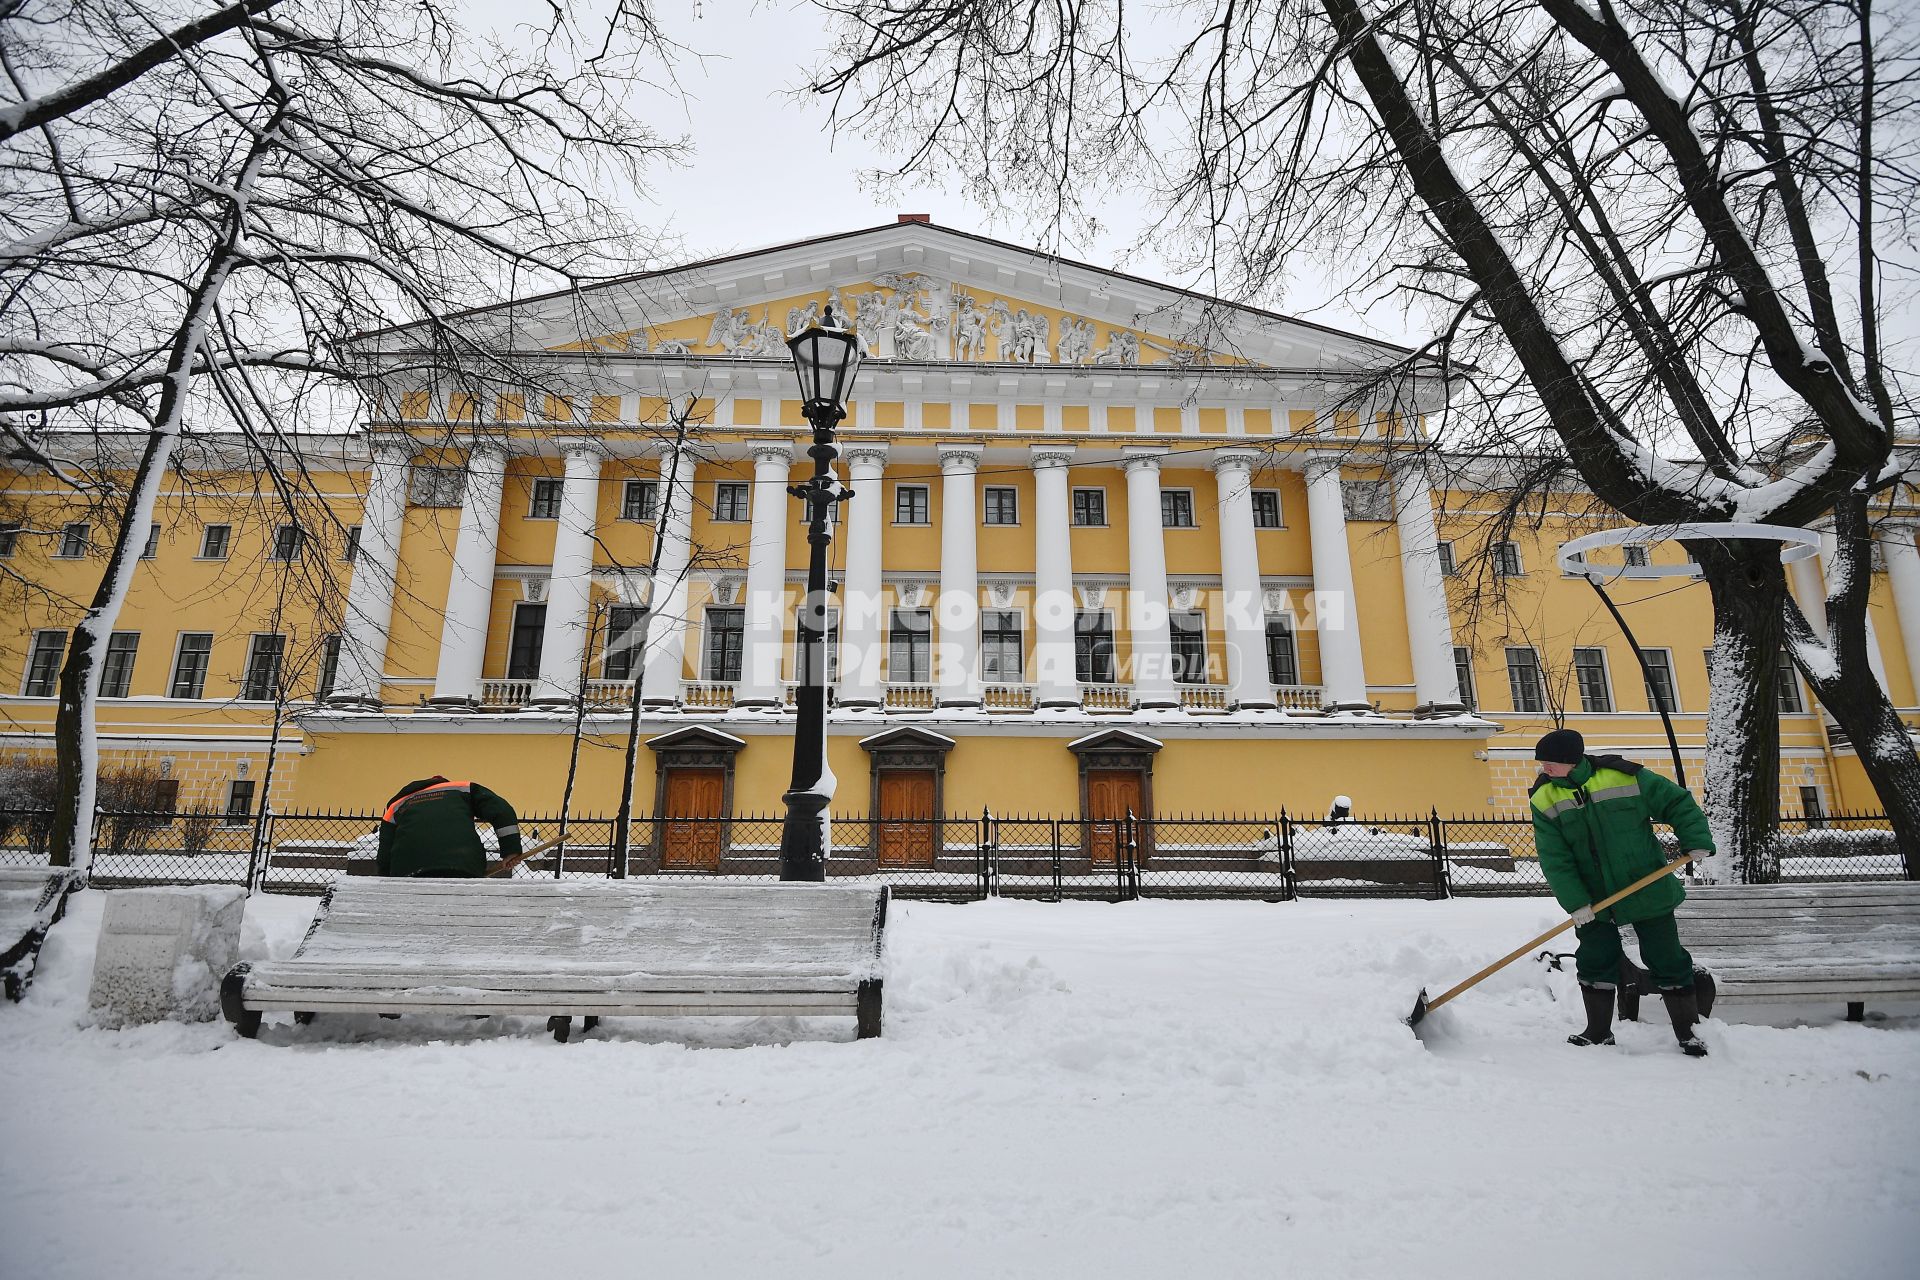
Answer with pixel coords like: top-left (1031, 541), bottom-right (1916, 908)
top-left (1406, 854), bottom-right (1699, 1042)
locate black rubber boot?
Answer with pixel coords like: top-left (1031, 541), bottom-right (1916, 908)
top-left (1568, 983), bottom-right (1615, 1046)
top-left (1662, 986), bottom-right (1709, 1057)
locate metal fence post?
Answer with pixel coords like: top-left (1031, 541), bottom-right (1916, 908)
top-left (1118, 809), bottom-right (1132, 902)
top-left (1430, 807), bottom-right (1451, 899)
top-left (1050, 816), bottom-right (1063, 901)
top-left (1280, 809), bottom-right (1296, 899)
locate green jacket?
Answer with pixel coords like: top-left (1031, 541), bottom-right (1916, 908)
top-left (1529, 756), bottom-right (1713, 923)
top-left (376, 777), bottom-right (522, 878)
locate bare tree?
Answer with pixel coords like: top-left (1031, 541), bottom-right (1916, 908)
top-left (1, 0), bottom-right (687, 874)
top-left (809, 0), bottom-right (1920, 876)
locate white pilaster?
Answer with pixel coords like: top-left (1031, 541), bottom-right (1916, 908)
top-left (1031, 444), bottom-right (1079, 707)
top-left (640, 443), bottom-right (700, 706)
top-left (838, 443), bottom-right (890, 708)
top-left (736, 440), bottom-right (795, 708)
top-left (1820, 531), bottom-right (1890, 693)
top-left (1123, 447), bottom-right (1178, 709)
top-left (533, 443), bottom-right (604, 704)
top-left (1392, 459), bottom-right (1465, 714)
top-left (1211, 449), bottom-right (1275, 710)
top-left (331, 437), bottom-right (414, 706)
top-left (430, 441), bottom-right (509, 704)
top-left (938, 443), bottom-right (983, 707)
top-left (1302, 455), bottom-right (1371, 712)
top-left (1883, 526), bottom-right (1920, 708)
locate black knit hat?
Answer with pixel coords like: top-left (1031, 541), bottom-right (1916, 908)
top-left (1534, 729), bottom-right (1585, 766)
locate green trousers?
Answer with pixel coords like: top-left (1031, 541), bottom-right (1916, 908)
top-left (1574, 911), bottom-right (1694, 990)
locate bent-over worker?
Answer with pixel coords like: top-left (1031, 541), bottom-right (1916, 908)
top-left (377, 776), bottom-right (522, 878)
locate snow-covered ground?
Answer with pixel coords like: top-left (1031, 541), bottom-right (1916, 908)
top-left (3, 890), bottom-right (1916, 1280)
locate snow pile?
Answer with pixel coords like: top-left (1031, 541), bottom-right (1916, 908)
top-left (1, 892), bottom-right (1916, 1279)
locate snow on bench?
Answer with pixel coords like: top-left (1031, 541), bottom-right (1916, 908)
top-left (1648, 882), bottom-right (1920, 1021)
top-left (1, 866), bottom-right (81, 1001)
top-left (220, 879), bottom-right (890, 1042)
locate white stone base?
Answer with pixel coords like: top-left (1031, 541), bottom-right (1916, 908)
top-left (88, 886), bottom-right (247, 1027)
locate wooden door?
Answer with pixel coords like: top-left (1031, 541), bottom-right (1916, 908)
top-left (661, 768), bottom-right (726, 870)
top-left (876, 770), bottom-right (937, 868)
top-left (1085, 769), bottom-right (1145, 865)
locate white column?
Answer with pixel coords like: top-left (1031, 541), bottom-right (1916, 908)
top-left (430, 441), bottom-right (509, 705)
top-left (331, 437), bottom-right (413, 706)
top-left (1123, 447), bottom-right (1178, 709)
top-left (937, 443), bottom-right (983, 707)
top-left (1820, 531), bottom-right (1890, 693)
top-left (838, 443), bottom-right (889, 708)
top-left (640, 443), bottom-right (699, 706)
top-left (1882, 526), bottom-right (1920, 709)
top-left (735, 441), bottom-right (795, 708)
top-left (1211, 449), bottom-right (1275, 710)
top-left (1031, 444), bottom-right (1079, 707)
top-left (1302, 454), bottom-right (1371, 712)
top-left (1393, 459), bottom-right (1465, 714)
top-left (533, 443), bottom-right (603, 705)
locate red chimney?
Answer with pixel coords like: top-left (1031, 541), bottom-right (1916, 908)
top-left (897, 213), bottom-right (932, 223)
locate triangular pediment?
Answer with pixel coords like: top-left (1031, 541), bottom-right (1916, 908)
top-left (1067, 729), bottom-right (1164, 754)
top-left (645, 725), bottom-right (747, 753)
top-left (859, 726), bottom-right (958, 752)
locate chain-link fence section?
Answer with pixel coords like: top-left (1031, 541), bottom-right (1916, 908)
top-left (4, 805), bottom-right (1909, 897)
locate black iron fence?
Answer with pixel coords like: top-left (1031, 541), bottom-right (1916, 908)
top-left (1, 806), bottom-right (1910, 897)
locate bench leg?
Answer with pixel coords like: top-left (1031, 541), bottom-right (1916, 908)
top-left (1847, 1001), bottom-right (1865, 1022)
top-left (548, 1015), bottom-right (572, 1043)
top-left (220, 965), bottom-right (261, 1040)
top-left (856, 979), bottom-right (883, 1039)
top-left (294, 1011), bottom-right (315, 1026)
top-left (582, 1016), bottom-right (600, 1033)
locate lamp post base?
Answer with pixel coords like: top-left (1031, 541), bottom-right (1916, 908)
top-left (778, 790), bottom-right (829, 881)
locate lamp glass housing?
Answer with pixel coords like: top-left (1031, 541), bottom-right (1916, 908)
top-left (787, 316), bottom-right (863, 415)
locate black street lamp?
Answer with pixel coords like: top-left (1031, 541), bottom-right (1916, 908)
top-left (779, 308), bottom-right (863, 881)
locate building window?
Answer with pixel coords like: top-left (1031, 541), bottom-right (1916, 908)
top-left (1800, 785), bottom-right (1825, 827)
top-left (792, 606), bottom-right (840, 684)
top-left (1170, 611), bottom-right (1209, 684)
top-left (22, 630), bottom-right (66, 697)
top-left (888, 609), bottom-right (932, 683)
top-left (1492, 542), bottom-right (1523, 577)
top-left (1624, 544), bottom-right (1650, 568)
top-left (1453, 646), bottom-right (1477, 711)
top-left (1265, 619), bottom-right (1299, 687)
top-left (1075, 611), bottom-right (1116, 684)
top-left (1573, 647), bottom-right (1613, 713)
top-left (269, 524), bottom-right (303, 561)
top-left (528, 478), bottom-right (563, 519)
top-left (1251, 490), bottom-right (1282, 528)
top-left (1161, 489), bottom-right (1196, 528)
top-left (894, 484), bottom-right (930, 526)
top-left (141, 526), bottom-right (161, 560)
top-left (344, 526), bottom-right (361, 562)
top-left (1436, 541), bottom-right (1457, 576)
top-left (200, 524), bottom-right (231, 560)
top-left (170, 633), bottom-right (213, 699)
top-left (1505, 647), bottom-right (1545, 714)
top-left (57, 522), bottom-right (88, 558)
top-left (703, 607), bottom-right (745, 682)
top-left (242, 633), bottom-right (286, 701)
top-left (507, 604), bottom-right (546, 680)
top-left (603, 606), bottom-right (644, 681)
top-left (1777, 650), bottom-right (1804, 714)
top-left (223, 779), bottom-right (257, 826)
top-left (0, 523), bottom-right (18, 557)
top-left (983, 486), bottom-right (1019, 526)
top-left (316, 634), bottom-right (342, 700)
top-left (1072, 488), bottom-right (1106, 527)
top-left (621, 480), bottom-right (658, 522)
top-left (98, 632), bottom-right (140, 699)
top-left (713, 482), bottom-right (750, 523)
top-left (980, 610), bottom-right (1024, 682)
top-left (1340, 479), bottom-right (1391, 521)
top-left (1642, 648), bottom-right (1679, 713)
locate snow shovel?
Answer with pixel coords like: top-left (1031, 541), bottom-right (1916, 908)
top-left (484, 836), bottom-right (562, 879)
top-left (1407, 853), bottom-right (1700, 1035)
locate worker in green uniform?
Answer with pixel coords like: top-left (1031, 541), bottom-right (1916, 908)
top-left (376, 776), bottom-right (523, 878)
top-left (1529, 729), bottom-right (1712, 1058)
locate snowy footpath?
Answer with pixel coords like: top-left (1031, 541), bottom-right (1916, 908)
top-left (3, 890), bottom-right (1917, 1280)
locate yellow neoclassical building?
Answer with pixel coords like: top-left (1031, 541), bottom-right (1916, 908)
top-left (3, 219), bottom-right (1916, 857)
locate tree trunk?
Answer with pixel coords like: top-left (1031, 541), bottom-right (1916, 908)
top-left (1694, 542), bottom-right (1785, 883)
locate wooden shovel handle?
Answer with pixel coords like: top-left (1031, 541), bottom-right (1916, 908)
top-left (484, 836), bottom-right (562, 879)
top-left (1424, 853), bottom-right (1699, 1015)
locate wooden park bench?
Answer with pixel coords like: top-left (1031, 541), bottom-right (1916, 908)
top-left (1619, 881), bottom-right (1920, 1023)
top-left (220, 878), bottom-right (890, 1042)
top-left (1, 866), bottom-right (81, 1001)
